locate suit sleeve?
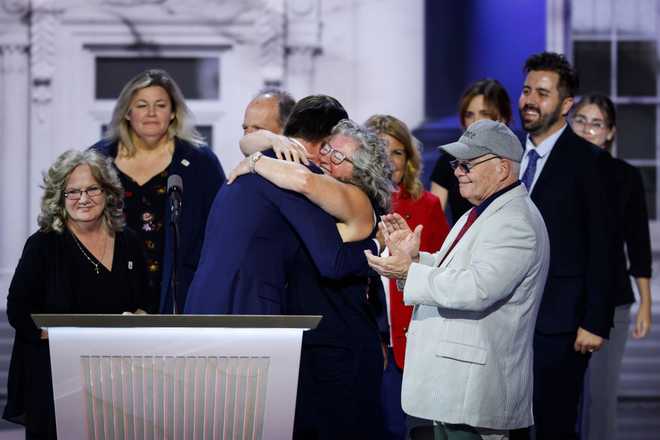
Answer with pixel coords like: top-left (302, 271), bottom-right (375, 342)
top-left (265, 183), bottom-right (377, 279)
top-left (581, 151), bottom-right (617, 337)
top-left (6, 233), bottom-right (48, 343)
top-left (183, 189), bottom-right (232, 314)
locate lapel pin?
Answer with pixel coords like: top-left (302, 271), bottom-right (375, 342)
top-left (181, 159), bottom-right (190, 167)
top-left (128, 261), bottom-right (133, 270)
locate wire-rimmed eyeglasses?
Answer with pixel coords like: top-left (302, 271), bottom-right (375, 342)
top-left (64, 186), bottom-right (104, 200)
top-left (320, 142), bottom-right (353, 165)
top-left (570, 115), bottom-right (607, 134)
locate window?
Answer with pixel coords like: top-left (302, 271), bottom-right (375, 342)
top-left (95, 57), bottom-right (220, 100)
top-left (571, 0), bottom-right (658, 219)
top-left (91, 50), bottom-right (223, 152)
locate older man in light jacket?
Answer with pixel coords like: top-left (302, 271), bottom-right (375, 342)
top-left (366, 119), bottom-right (550, 440)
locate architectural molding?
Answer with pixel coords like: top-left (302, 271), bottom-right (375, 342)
top-left (546, 0), bottom-right (568, 54)
top-left (30, 0), bottom-right (62, 117)
top-left (0, 43), bottom-right (28, 74)
top-left (1, 0), bottom-right (28, 15)
top-left (284, 0), bottom-right (320, 94)
top-left (102, 0), bottom-right (166, 6)
top-left (256, 0), bottom-right (285, 85)
top-left (286, 0), bottom-right (320, 49)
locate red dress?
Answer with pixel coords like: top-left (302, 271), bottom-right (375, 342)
top-left (389, 187), bottom-right (449, 369)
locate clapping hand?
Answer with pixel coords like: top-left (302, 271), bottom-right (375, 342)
top-left (380, 213), bottom-right (421, 260)
top-left (365, 214), bottom-right (422, 280)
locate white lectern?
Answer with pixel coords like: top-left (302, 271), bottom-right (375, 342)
top-left (32, 314), bottom-right (321, 440)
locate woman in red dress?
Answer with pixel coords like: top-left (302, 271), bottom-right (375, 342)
top-left (365, 115), bottom-right (450, 439)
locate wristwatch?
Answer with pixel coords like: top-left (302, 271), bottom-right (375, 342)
top-left (249, 151), bottom-right (263, 174)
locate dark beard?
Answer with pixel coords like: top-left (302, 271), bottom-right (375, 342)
top-left (520, 104), bottom-right (563, 136)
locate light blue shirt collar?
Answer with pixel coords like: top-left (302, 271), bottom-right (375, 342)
top-left (524, 122), bottom-right (567, 158)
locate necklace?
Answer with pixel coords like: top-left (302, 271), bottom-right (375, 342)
top-left (70, 230), bottom-right (107, 275)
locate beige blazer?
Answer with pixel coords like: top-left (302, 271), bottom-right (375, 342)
top-left (401, 184), bottom-right (550, 430)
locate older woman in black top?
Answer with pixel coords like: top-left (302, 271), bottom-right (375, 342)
top-left (3, 150), bottom-right (149, 439)
top-left (93, 69), bottom-right (225, 313)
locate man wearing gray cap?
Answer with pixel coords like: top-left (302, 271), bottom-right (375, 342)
top-left (366, 119), bottom-right (550, 439)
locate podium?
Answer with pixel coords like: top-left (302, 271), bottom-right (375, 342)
top-left (32, 314), bottom-right (321, 440)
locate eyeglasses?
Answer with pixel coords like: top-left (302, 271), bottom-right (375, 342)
top-left (450, 155), bottom-right (500, 174)
top-left (320, 142), bottom-right (353, 165)
top-left (64, 186), bottom-right (103, 200)
top-left (571, 115), bottom-right (607, 133)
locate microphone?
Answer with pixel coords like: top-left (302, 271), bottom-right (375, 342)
top-left (167, 174), bottom-right (183, 225)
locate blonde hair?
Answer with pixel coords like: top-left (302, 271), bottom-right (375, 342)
top-left (364, 114), bottom-right (423, 200)
top-left (105, 69), bottom-right (204, 156)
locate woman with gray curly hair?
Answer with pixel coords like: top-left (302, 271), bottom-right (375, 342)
top-left (228, 118), bottom-right (393, 242)
top-left (3, 149), bottom-right (149, 438)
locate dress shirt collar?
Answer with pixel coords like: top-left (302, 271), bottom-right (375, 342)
top-left (524, 122), bottom-right (567, 158)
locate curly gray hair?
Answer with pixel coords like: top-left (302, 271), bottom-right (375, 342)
top-left (105, 69), bottom-right (204, 156)
top-left (38, 149), bottom-right (125, 233)
top-left (330, 119), bottom-right (394, 213)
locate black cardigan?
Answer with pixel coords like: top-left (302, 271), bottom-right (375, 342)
top-left (3, 228), bottom-right (148, 432)
top-left (611, 157), bottom-right (653, 306)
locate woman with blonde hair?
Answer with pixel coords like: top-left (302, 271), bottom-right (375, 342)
top-left (365, 114), bottom-right (449, 440)
top-left (93, 69), bottom-right (225, 313)
top-left (3, 150), bottom-right (149, 439)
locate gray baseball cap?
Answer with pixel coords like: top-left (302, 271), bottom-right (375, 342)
top-left (439, 119), bottom-right (523, 162)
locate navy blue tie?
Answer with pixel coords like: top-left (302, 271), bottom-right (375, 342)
top-left (521, 149), bottom-right (540, 190)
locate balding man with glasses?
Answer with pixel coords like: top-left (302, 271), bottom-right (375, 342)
top-left (366, 119), bottom-right (550, 440)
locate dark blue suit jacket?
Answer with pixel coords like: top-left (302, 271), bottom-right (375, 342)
top-left (530, 127), bottom-right (615, 338)
top-left (184, 157), bottom-right (378, 315)
top-left (183, 154), bottom-right (384, 438)
top-left (92, 138), bottom-right (225, 313)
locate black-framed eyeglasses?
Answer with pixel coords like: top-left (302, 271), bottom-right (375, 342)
top-left (450, 155), bottom-right (500, 174)
top-left (570, 115), bottom-right (607, 133)
top-left (64, 186), bottom-right (104, 200)
top-left (320, 142), bottom-right (353, 166)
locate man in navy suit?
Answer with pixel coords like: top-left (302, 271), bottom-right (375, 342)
top-left (514, 52), bottom-right (615, 440)
top-left (185, 95), bottom-right (385, 439)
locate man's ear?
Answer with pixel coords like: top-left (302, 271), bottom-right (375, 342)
top-left (498, 159), bottom-right (512, 180)
top-left (560, 96), bottom-right (574, 117)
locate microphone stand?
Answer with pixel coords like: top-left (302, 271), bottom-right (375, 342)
top-left (170, 219), bottom-right (180, 314)
top-left (169, 189), bottom-right (182, 314)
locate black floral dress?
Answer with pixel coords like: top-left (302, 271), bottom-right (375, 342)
top-left (116, 168), bottom-right (167, 312)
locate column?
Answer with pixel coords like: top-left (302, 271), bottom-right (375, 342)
top-left (0, 43), bottom-right (30, 304)
top-left (284, 0), bottom-right (321, 98)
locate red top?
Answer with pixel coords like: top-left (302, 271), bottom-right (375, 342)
top-left (389, 187), bottom-right (449, 369)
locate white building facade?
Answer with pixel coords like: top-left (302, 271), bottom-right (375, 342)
top-left (0, 0), bottom-right (425, 305)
